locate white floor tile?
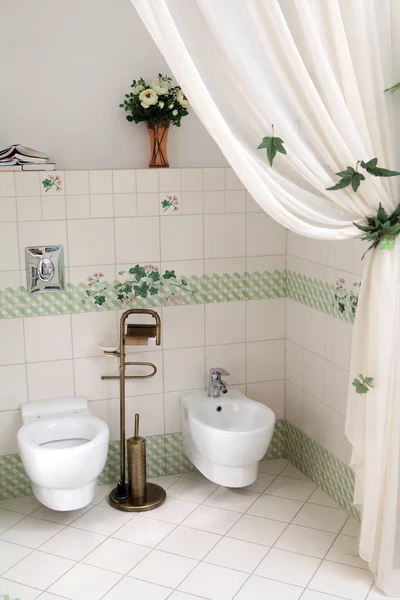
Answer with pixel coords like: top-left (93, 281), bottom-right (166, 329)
top-left (3, 550), bottom-right (75, 590)
top-left (169, 592), bottom-right (208, 600)
top-left (141, 498), bottom-right (198, 525)
top-left (182, 505), bottom-right (241, 535)
top-left (367, 584), bottom-right (400, 599)
top-left (275, 524), bottom-right (336, 559)
top-left (71, 506), bottom-right (133, 536)
top-left (0, 496), bottom-right (42, 516)
top-left (227, 514), bottom-right (287, 546)
top-left (244, 473), bottom-right (276, 493)
top-left (309, 561), bottom-right (374, 600)
top-left (204, 537), bottom-right (268, 573)
top-left (167, 478), bottom-right (217, 503)
top-left (204, 488), bottom-right (259, 513)
top-left (280, 465), bottom-right (311, 480)
top-left (0, 577), bottom-right (41, 600)
top-left (247, 494), bottom-right (303, 522)
top-left (265, 476), bottom-right (316, 501)
top-left (255, 547), bottom-right (320, 586)
top-left (0, 540), bottom-right (32, 575)
top-left (102, 576), bottom-right (172, 600)
top-left (342, 516), bottom-right (361, 538)
top-left (302, 592), bottom-right (349, 600)
top-left (91, 484), bottom-right (116, 505)
top-left (158, 526), bottom-right (220, 560)
top-left (258, 458), bottom-right (288, 475)
top-left (129, 549), bottom-right (197, 588)
top-left (112, 515), bottom-right (175, 547)
top-left (182, 471), bottom-right (212, 483)
top-left (148, 474), bottom-right (182, 490)
top-left (38, 593), bottom-right (70, 599)
top-left (39, 527), bottom-right (106, 561)
top-left (31, 504), bottom-right (92, 526)
top-left (293, 503), bottom-right (349, 533)
top-left (0, 508), bottom-right (25, 533)
top-left (178, 562), bottom-right (248, 600)
top-left (82, 537), bottom-right (149, 574)
top-left (326, 535), bottom-right (368, 570)
top-left (307, 488), bottom-right (342, 509)
top-left (48, 563), bottom-right (121, 600)
top-left (0, 516), bottom-right (64, 548)
top-left (234, 574), bottom-right (302, 600)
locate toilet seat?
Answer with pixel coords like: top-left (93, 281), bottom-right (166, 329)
top-left (18, 397), bottom-right (109, 511)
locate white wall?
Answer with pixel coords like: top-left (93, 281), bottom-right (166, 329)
top-left (0, 0), bottom-right (226, 170)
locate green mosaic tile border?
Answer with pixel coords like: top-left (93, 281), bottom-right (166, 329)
top-left (285, 420), bottom-right (359, 520)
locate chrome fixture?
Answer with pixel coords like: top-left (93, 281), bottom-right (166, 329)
top-left (25, 246), bottom-right (64, 294)
top-left (208, 367), bottom-right (230, 398)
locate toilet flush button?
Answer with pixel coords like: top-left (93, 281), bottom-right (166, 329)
top-left (37, 258), bottom-right (54, 282)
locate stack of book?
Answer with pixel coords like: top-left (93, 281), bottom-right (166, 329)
top-left (0, 145), bottom-right (55, 171)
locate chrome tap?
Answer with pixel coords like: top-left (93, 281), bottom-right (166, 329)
top-left (207, 367), bottom-right (230, 398)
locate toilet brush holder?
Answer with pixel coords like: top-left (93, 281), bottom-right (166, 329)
top-left (109, 414), bottom-right (166, 512)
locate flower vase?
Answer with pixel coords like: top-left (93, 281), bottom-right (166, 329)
top-left (147, 121), bottom-right (170, 168)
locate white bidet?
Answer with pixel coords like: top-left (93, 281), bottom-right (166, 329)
top-left (180, 388), bottom-right (275, 487)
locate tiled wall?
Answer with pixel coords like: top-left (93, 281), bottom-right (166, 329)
top-left (285, 232), bottom-right (365, 465)
top-left (0, 168), bottom-right (286, 457)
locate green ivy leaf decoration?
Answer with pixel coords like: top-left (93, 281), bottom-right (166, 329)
top-left (352, 374), bottom-right (374, 394)
top-left (326, 164), bottom-right (365, 192)
top-left (384, 82), bottom-right (400, 94)
top-left (258, 124), bottom-right (287, 167)
top-left (129, 265), bottom-right (146, 280)
top-left (94, 295), bottom-right (106, 306)
top-left (354, 202), bottom-right (400, 257)
top-left (360, 158), bottom-right (400, 178)
top-left (163, 270), bottom-right (177, 280)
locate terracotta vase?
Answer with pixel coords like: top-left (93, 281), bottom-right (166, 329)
top-left (147, 121), bottom-right (170, 168)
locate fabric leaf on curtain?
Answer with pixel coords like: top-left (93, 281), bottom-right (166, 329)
top-left (131, 0), bottom-right (400, 594)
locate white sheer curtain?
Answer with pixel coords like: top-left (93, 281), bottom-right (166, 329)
top-left (131, 0), bottom-right (400, 594)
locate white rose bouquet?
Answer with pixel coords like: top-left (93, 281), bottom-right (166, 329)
top-left (119, 74), bottom-right (189, 127)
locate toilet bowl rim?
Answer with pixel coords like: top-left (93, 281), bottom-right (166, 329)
top-left (18, 415), bottom-right (109, 452)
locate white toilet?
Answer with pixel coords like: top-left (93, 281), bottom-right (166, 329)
top-left (18, 397), bottom-right (109, 511)
top-left (181, 388), bottom-right (275, 487)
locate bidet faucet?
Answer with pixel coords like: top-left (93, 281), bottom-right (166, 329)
top-left (208, 367), bottom-right (230, 398)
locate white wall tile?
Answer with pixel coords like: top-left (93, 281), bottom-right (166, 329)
top-left (0, 197), bottom-right (16, 221)
top-left (113, 194), bottom-right (136, 217)
top-left (0, 410), bottom-right (21, 454)
top-left (205, 343), bottom-right (246, 385)
top-left (27, 360), bottom-right (74, 402)
top-left (205, 302), bottom-right (246, 345)
top-left (115, 217), bottom-right (159, 263)
top-left (285, 382), bottom-right (303, 428)
top-left (181, 169), bottom-right (203, 191)
top-left (246, 193), bottom-right (263, 213)
top-left (285, 341), bottom-right (303, 388)
top-left (17, 197), bottom-right (41, 221)
top-left (286, 300), bottom-right (305, 347)
top-left (0, 364), bottom-right (27, 409)
top-left (122, 350), bottom-right (164, 397)
top-left (325, 316), bottom-right (352, 370)
top-left (161, 216), bottom-right (203, 261)
top-left (65, 171), bottom-right (89, 195)
top-left (0, 222), bottom-right (19, 270)
top-left (324, 362), bottom-right (349, 416)
top-left (204, 214), bottom-right (245, 259)
top-left (126, 393), bottom-right (164, 436)
top-left (66, 195), bottom-right (90, 219)
top-left (0, 319), bottom-right (25, 365)
top-left (247, 380), bottom-right (285, 419)
top-left (89, 170), bottom-right (112, 194)
top-left (225, 168), bottom-right (245, 190)
top-left (181, 192), bottom-right (203, 215)
top-left (0, 173), bottom-right (15, 197)
top-left (246, 255), bottom-right (286, 272)
top-left (71, 311), bottom-right (118, 358)
top-left (42, 196), bottom-right (66, 220)
top-left (303, 350), bottom-right (325, 400)
top-left (305, 239), bottom-right (328, 265)
top-left (113, 170), bottom-right (136, 194)
top-left (18, 221), bottom-right (67, 269)
top-left (204, 168), bottom-right (225, 191)
top-left (287, 232), bottom-right (306, 258)
top-left (136, 170), bottom-right (159, 193)
top-left (204, 257), bottom-right (245, 275)
top-left (327, 240), bottom-right (354, 272)
top-left (136, 193), bottom-right (159, 216)
top-left (90, 194), bottom-right (113, 218)
top-left (89, 397), bottom-right (120, 441)
top-left (162, 305), bottom-right (205, 349)
top-left (224, 191), bottom-right (246, 213)
top-left (74, 356), bottom-right (118, 400)
top-left (159, 169), bottom-right (181, 192)
top-left (302, 393), bottom-right (325, 445)
top-left (24, 315), bottom-right (72, 363)
top-left (68, 219), bottom-right (114, 266)
top-left (246, 299), bottom-right (285, 341)
top-left (323, 407), bottom-right (351, 464)
top-left (15, 172), bottom-right (40, 196)
top-left (246, 340), bottom-right (285, 382)
top-left (163, 347), bottom-right (205, 392)
top-left (246, 214), bottom-right (286, 256)
top-left (204, 191), bottom-right (224, 214)
top-left (303, 306), bottom-right (326, 356)
top-left (164, 391), bottom-right (182, 434)
top-left (40, 171), bottom-right (64, 196)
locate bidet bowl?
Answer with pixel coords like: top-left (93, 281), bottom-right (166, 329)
top-left (180, 388), bottom-right (275, 487)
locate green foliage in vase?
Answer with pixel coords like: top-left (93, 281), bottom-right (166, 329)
top-left (119, 74), bottom-right (189, 127)
top-left (258, 124), bottom-right (287, 166)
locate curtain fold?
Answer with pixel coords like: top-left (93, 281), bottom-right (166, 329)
top-left (131, 0), bottom-right (400, 593)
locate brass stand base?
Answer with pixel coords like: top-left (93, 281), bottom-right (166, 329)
top-left (109, 483), bottom-right (166, 512)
